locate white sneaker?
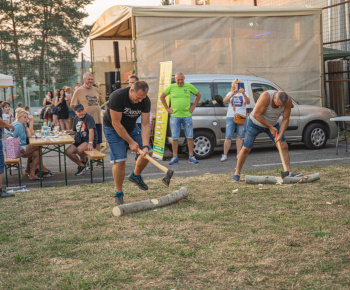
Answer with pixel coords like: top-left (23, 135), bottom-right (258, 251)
top-left (220, 154), bottom-right (227, 162)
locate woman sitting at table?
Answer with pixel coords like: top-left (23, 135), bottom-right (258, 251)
top-left (8, 109), bottom-right (51, 181)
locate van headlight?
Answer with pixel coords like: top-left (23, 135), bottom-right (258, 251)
top-left (328, 109), bottom-right (337, 118)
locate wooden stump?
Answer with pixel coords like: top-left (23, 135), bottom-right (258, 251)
top-left (112, 187), bottom-right (188, 217)
top-left (245, 173), bottom-right (320, 184)
top-left (282, 173), bottom-right (320, 184)
top-left (245, 175), bottom-right (277, 184)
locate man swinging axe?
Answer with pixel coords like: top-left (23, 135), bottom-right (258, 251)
top-left (232, 90), bottom-right (302, 182)
top-left (103, 81), bottom-right (154, 205)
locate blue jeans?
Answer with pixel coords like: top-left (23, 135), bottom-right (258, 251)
top-left (103, 125), bottom-right (152, 163)
top-left (170, 116), bottom-right (193, 140)
top-left (225, 117), bottom-right (247, 139)
top-left (243, 119), bottom-right (286, 149)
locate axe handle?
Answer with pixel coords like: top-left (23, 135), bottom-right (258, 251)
top-left (137, 148), bottom-right (168, 174)
top-left (275, 133), bottom-right (288, 172)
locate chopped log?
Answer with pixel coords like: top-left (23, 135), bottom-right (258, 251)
top-left (282, 173), bottom-right (320, 184)
top-left (112, 187), bottom-right (188, 217)
top-left (245, 175), bottom-right (277, 184)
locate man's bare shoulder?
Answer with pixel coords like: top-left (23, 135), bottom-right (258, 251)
top-left (256, 91), bottom-right (271, 105)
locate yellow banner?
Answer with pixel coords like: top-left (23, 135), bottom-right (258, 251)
top-left (152, 61), bottom-right (173, 160)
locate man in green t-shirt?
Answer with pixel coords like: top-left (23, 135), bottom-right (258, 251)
top-left (160, 72), bottom-right (201, 165)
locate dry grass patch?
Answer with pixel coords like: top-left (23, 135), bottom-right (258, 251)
top-left (0, 165), bottom-right (349, 288)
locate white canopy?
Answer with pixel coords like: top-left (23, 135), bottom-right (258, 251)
top-left (0, 73), bottom-right (13, 88)
top-left (89, 5), bottom-right (324, 106)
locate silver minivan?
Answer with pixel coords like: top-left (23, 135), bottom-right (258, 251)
top-left (166, 74), bottom-right (338, 159)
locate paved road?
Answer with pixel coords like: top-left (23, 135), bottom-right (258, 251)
top-left (5, 139), bottom-right (350, 189)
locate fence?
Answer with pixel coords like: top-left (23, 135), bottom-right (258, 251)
top-left (0, 34), bottom-right (89, 113)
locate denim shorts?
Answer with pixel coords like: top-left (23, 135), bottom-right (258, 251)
top-left (170, 116), bottom-right (193, 140)
top-left (0, 141), bottom-right (4, 174)
top-left (225, 117), bottom-right (247, 139)
top-left (69, 111), bottom-right (76, 118)
top-left (103, 125), bottom-right (153, 163)
top-left (243, 119), bottom-right (286, 149)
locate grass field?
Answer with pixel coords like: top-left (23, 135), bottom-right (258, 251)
top-left (0, 165), bottom-right (349, 289)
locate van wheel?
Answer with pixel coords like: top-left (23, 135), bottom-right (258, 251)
top-left (193, 131), bottom-right (215, 159)
top-left (303, 123), bottom-right (327, 149)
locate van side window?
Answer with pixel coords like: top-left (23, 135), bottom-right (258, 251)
top-left (251, 83), bottom-right (277, 103)
top-left (190, 83), bottom-right (213, 107)
top-left (214, 83), bottom-right (231, 107)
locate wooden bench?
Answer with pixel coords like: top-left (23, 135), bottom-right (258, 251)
top-left (5, 157), bottom-right (21, 187)
top-left (84, 149), bottom-right (106, 183)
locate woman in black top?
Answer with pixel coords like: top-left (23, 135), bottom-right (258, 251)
top-left (43, 90), bottom-right (53, 126)
top-left (55, 88), bottom-right (69, 130)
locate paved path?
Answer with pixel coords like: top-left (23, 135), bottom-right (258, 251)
top-left (4, 139), bottom-right (350, 189)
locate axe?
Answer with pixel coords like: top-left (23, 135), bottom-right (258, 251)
top-left (137, 147), bottom-right (174, 186)
top-left (274, 132), bottom-right (289, 179)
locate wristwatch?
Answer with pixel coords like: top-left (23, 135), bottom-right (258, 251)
top-left (142, 145), bottom-right (149, 149)
top-left (89, 141), bottom-right (93, 144)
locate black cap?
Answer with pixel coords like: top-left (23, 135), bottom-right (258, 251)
top-left (74, 104), bottom-right (84, 112)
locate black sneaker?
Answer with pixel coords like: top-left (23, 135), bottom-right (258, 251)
top-left (75, 165), bottom-right (85, 176)
top-left (0, 190), bottom-right (15, 198)
top-left (232, 174), bottom-right (240, 182)
top-left (115, 192), bottom-right (124, 205)
top-left (128, 173), bottom-right (148, 191)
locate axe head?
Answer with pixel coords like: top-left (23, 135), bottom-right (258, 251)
top-left (162, 169), bottom-right (174, 187)
top-left (281, 171), bottom-right (289, 179)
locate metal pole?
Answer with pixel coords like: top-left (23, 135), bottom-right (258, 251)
top-left (23, 77), bottom-right (28, 106)
top-left (3, 88), bottom-right (5, 101)
top-left (11, 86), bottom-right (15, 114)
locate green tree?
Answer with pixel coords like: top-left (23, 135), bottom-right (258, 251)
top-left (0, 0), bottom-right (93, 102)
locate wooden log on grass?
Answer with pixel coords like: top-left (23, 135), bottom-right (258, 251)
top-left (245, 175), bottom-right (277, 184)
top-left (282, 173), bottom-right (320, 184)
top-left (112, 187), bottom-right (188, 217)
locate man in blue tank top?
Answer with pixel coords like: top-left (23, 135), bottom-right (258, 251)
top-left (232, 90), bottom-right (301, 182)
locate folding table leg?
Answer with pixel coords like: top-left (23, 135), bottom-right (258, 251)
top-left (5, 165), bottom-right (8, 188)
top-left (18, 164), bottom-right (21, 187)
top-left (90, 159), bottom-right (93, 183)
top-left (39, 147), bottom-right (42, 187)
top-left (102, 159), bottom-right (105, 182)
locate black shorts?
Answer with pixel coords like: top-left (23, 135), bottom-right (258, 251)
top-left (73, 142), bottom-right (97, 149)
top-left (57, 109), bottom-right (69, 120)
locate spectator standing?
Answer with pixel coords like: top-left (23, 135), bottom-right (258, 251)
top-left (1, 102), bottom-right (14, 125)
top-left (220, 79), bottom-right (250, 162)
top-left (55, 89), bottom-right (69, 130)
top-left (0, 106), bottom-right (15, 198)
top-left (71, 72), bottom-right (102, 151)
top-left (43, 91), bottom-right (53, 126)
top-left (103, 81), bottom-right (152, 205)
top-left (65, 104), bottom-right (97, 176)
top-left (65, 86), bottom-right (74, 130)
top-left (52, 89), bottom-right (60, 129)
top-left (160, 72), bottom-right (201, 165)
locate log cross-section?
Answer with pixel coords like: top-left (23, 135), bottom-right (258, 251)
top-left (112, 187), bottom-right (188, 217)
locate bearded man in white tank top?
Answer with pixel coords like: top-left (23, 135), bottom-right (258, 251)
top-left (232, 90), bottom-right (301, 182)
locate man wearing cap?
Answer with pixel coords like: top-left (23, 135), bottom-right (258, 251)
top-left (65, 104), bottom-right (98, 176)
